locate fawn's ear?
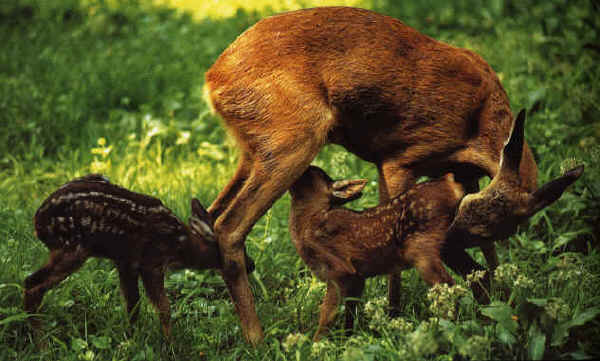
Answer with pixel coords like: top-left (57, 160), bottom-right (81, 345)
top-left (189, 215), bottom-right (216, 241)
top-left (526, 165), bottom-right (584, 216)
top-left (331, 179), bottom-right (368, 204)
top-left (191, 198), bottom-right (212, 223)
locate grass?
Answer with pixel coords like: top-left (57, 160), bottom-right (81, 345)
top-left (1, 0), bottom-right (599, 359)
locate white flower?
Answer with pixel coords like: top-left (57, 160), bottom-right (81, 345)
top-left (427, 284), bottom-right (467, 319)
top-left (282, 333), bottom-right (308, 352)
top-left (494, 263), bottom-right (519, 285)
top-left (466, 270), bottom-right (487, 287)
top-left (545, 298), bottom-right (570, 321)
top-left (311, 339), bottom-right (333, 358)
top-left (513, 274), bottom-right (534, 290)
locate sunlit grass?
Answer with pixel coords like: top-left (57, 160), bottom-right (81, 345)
top-left (155, 0), bottom-right (368, 19)
top-left (1, 0), bottom-right (599, 359)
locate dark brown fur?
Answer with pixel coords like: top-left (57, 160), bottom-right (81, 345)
top-left (289, 166), bottom-right (465, 340)
top-left (26, 175), bottom-right (227, 338)
top-left (204, 7), bottom-right (557, 343)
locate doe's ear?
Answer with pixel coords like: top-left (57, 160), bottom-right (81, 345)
top-left (527, 165), bottom-right (584, 216)
top-left (499, 109), bottom-right (526, 176)
top-left (331, 179), bottom-right (368, 204)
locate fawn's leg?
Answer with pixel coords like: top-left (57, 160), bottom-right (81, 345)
top-left (116, 262), bottom-right (140, 324)
top-left (407, 235), bottom-right (455, 286)
top-left (377, 161), bottom-right (416, 317)
top-left (24, 248), bottom-right (89, 329)
top-left (314, 280), bottom-right (345, 341)
top-left (140, 269), bottom-right (171, 339)
top-left (343, 277), bottom-right (365, 335)
top-left (415, 257), bottom-right (455, 286)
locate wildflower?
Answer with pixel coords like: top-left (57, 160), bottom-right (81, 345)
top-left (466, 270), bottom-right (486, 287)
top-left (494, 263), bottom-right (519, 285)
top-left (427, 283), bottom-right (467, 319)
top-left (90, 159), bottom-right (110, 173)
top-left (311, 339), bottom-right (333, 358)
top-left (329, 151), bottom-right (352, 178)
top-left (308, 278), bottom-right (325, 294)
top-left (282, 332), bottom-right (308, 352)
top-left (458, 335), bottom-right (490, 360)
top-left (147, 126), bottom-right (161, 138)
top-left (364, 296), bottom-right (388, 330)
top-left (552, 268), bottom-right (584, 284)
top-left (176, 131), bottom-right (191, 145)
top-left (559, 157), bottom-right (581, 175)
top-left (388, 317), bottom-right (414, 333)
top-left (513, 274), bottom-right (534, 290)
top-left (545, 298), bottom-right (570, 321)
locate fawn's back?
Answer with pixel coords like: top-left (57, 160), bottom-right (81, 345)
top-left (289, 167), bottom-right (465, 279)
top-left (34, 175), bottom-right (186, 260)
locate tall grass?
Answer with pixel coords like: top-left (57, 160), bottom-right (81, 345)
top-left (1, 0), bottom-right (599, 360)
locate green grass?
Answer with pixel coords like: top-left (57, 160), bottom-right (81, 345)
top-left (1, 0), bottom-right (599, 359)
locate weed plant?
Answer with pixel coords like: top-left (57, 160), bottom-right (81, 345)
top-left (1, 0), bottom-right (599, 360)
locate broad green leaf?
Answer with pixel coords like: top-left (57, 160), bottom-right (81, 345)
top-left (527, 298), bottom-right (549, 307)
top-left (552, 308), bottom-right (600, 347)
top-left (552, 230), bottom-right (590, 252)
top-left (528, 326), bottom-right (546, 361)
top-left (0, 313), bottom-right (30, 325)
top-left (496, 323), bottom-right (517, 346)
top-left (90, 335), bottom-right (111, 349)
top-left (71, 338), bottom-right (88, 352)
top-left (481, 301), bottom-right (518, 334)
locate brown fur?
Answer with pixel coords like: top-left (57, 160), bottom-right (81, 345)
top-left (447, 110), bottom-right (584, 247)
top-left (25, 175), bottom-right (240, 338)
top-left (204, 7), bottom-right (541, 343)
top-left (289, 166), bottom-right (465, 340)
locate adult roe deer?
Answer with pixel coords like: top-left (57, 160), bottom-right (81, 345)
top-left (204, 7), bottom-right (553, 344)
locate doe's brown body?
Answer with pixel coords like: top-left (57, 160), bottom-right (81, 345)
top-left (204, 7), bottom-right (545, 343)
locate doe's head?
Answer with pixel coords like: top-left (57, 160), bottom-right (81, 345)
top-left (448, 110), bottom-right (584, 243)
